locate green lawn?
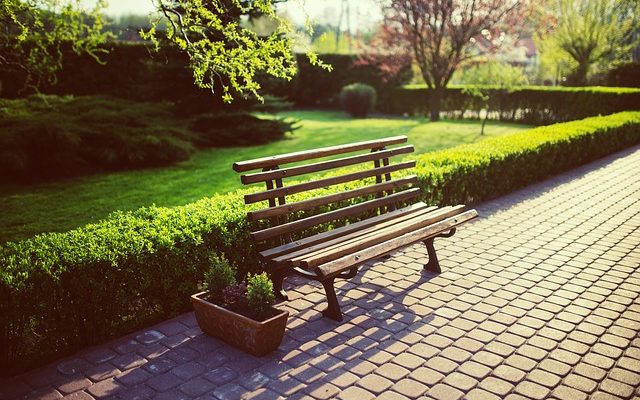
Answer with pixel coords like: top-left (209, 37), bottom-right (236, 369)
top-left (0, 110), bottom-right (531, 243)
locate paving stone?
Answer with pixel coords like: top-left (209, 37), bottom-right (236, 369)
top-left (56, 375), bottom-right (92, 395)
top-left (266, 375), bottom-right (305, 396)
top-left (391, 378), bottom-right (428, 398)
top-left (86, 378), bottom-right (124, 398)
top-left (146, 371), bottom-right (185, 392)
top-left (493, 365), bottom-right (526, 384)
top-left (114, 368), bottom-right (152, 387)
top-left (479, 377), bottom-right (514, 396)
top-left (61, 391), bottom-right (95, 399)
top-left (609, 367), bottom-right (640, 386)
top-left (178, 377), bottom-right (216, 397)
top-left (538, 359), bottom-right (572, 377)
top-left (526, 369), bottom-right (561, 388)
top-left (57, 359), bottom-right (92, 376)
top-left (337, 386), bottom-right (375, 400)
top-left (514, 381), bottom-right (551, 400)
top-left (305, 382), bottom-right (340, 400)
top-left (563, 373), bottom-right (598, 393)
top-left (375, 363), bottom-right (411, 380)
top-left (552, 385), bottom-right (589, 400)
top-left (427, 383), bottom-right (464, 400)
top-left (356, 374), bottom-right (393, 394)
top-left (409, 367), bottom-right (444, 386)
top-left (599, 378), bottom-right (635, 398)
top-left (443, 372), bottom-right (478, 391)
top-left (212, 382), bottom-right (247, 400)
top-left (85, 363), bottom-right (121, 382)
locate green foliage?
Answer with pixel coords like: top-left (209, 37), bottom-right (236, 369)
top-left (0, 0), bottom-right (111, 91)
top-left (541, 0), bottom-right (640, 85)
top-left (246, 272), bottom-right (275, 317)
top-left (339, 83), bottom-right (377, 117)
top-left (203, 252), bottom-right (236, 299)
top-left (456, 61), bottom-right (529, 87)
top-left (141, 0), bottom-right (330, 103)
top-left (0, 95), bottom-right (195, 182)
top-left (389, 85), bottom-right (640, 124)
top-left (190, 112), bottom-right (297, 147)
top-left (1, 111), bottom-right (637, 374)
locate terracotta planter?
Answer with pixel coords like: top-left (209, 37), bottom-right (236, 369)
top-left (190, 291), bottom-right (289, 356)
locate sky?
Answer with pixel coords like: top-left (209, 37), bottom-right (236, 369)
top-left (96, 0), bottom-right (382, 31)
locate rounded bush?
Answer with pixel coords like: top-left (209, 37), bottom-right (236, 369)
top-left (339, 83), bottom-right (377, 118)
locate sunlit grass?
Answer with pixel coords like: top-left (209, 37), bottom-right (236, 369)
top-left (0, 110), bottom-right (531, 242)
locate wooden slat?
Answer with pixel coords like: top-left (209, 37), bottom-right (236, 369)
top-left (241, 145), bottom-right (415, 185)
top-left (251, 188), bottom-right (422, 242)
top-left (316, 210), bottom-right (479, 278)
top-left (271, 205), bottom-right (445, 264)
top-left (244, 161), bottom-right (416, 205)
top-left (259, 202), bottom-right (432, 260)
top-left (294, 206), bottom-right (467, 268)
top-left (247, 176), bottom-right (419, 222)
top-left (233, 136), bottom-right (408, 172)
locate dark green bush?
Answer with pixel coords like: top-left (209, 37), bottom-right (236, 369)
top-left (203, 252), bottom-right (236, 300)
top-left (606, 63), bottom-right (640, 88)
top-left (1, 111), bottom-right (639, 375)
top-left (189, 112), bottom-right (297, 147)
top-left (339, 83), bottom-right (377, 117)
top-left (246, 272), bottom-right (276, 318)
top-left (388, 85), bottom-right (640, 125)
top-left (0, 95), bottom-right (195, 182)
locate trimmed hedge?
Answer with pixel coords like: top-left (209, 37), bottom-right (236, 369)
top-left (388, 85), bottom-right (640, 125)
top-left (1, 111), bottom-right (639, 375)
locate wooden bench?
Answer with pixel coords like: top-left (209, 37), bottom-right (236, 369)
top-left (233, 136), bottom-right (478, 321)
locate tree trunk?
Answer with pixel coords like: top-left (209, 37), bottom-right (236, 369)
top-left (481, 106), bottom-right (489, 136)
top-left (429, 87), bottom-right (443, 121)
top-left (567, 60), bottom-right (590, 86)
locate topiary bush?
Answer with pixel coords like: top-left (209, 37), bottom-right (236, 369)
top-left (1, 111), bottom-right (639, 375)
top-left (339, 83), bottom-right (377, 118)
top-left (246, 272), bottom-right (276, 319)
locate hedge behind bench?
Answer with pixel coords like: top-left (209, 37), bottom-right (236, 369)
top-left (1, 112), bottom-right (639, 375)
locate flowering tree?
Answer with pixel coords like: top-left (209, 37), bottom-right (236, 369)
top-left (381, 0), bottom-right (525, 121)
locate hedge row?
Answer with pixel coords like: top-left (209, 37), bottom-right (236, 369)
top-left (388, 85), bottom-right (640, 125)
top-left (0, 43), bottom-right (411, 112)
top-left (1, 111), bottom-right (640, 375)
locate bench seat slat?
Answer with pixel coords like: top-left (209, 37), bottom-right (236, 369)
top-left (259, 202), bottom-right (433, 260)
top-left (316, 210), bottom-right (479, 278)
top-left (233, 135), bottom-right (408, 172)
top-left (244, 161), bottom-right (416, 204)
top-left (248, 176), bottom-right (419, 222)
top-left (293, 205), bottom-right (467, 268)
top-left (241, 145), bottom-right (415, 185)
top-left (270, 204), bottom-right (443, 264)
top-left (251, 188), bottom-right (421, 242)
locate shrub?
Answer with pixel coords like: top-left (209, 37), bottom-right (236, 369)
top-left (606, 63), bottom-right (640, 88)
top-left (203, 253), bottom-right (236, 301)
top-left (189, 112), bottom-right (297, 147)
top-left (339, 83), bottom-right (377, 117)
top-left (0, 95), bottom-right (195, 182)
top-left (246, 273), bottom-right (276, 318)
top-left (1, 111), bottom-right (639, 375)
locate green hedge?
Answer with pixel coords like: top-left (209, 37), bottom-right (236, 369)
top-left (1, 111), bottom-right (639, 375)
top-left (388, 85), bottom-right (640, 125)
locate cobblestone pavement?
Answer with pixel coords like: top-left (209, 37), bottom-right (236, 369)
top-left (2, 145), bottom-right (640, 400)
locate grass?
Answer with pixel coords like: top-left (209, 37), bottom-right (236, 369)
top-left (0, 110), bottom-right (531, 243)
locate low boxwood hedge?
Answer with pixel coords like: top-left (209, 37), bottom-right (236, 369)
top-left (1, 111), bottom-right (639, 375)
top-left (388, 85), bottom-right (640, 125)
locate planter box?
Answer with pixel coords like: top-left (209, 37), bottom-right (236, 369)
top-left (190, 291), bottom-right (289, 356)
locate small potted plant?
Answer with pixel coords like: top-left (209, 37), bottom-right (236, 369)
top-left (190, 253), bottom-right (289, 356)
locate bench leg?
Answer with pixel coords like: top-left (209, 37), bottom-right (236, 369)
top-left (423, 238), bottom-right (441, 273)
top-left (272, 270), bottom-right (289, 301)
top-left (321, 277), bottom-right (343, 321)
top-left (423, 228), bottom-right (457, 273)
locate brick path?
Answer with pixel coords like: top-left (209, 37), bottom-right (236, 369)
top-left (2, 145), bottom-right (640, 400)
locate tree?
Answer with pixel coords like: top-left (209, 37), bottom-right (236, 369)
top-left (1, 0), bottom-right (328, 102)
top-left (459, 60), bottom-right (528, 134)
top-left (380, 0), bottom-right (525, 121)
top-left (538, 0), bottom-right (640, 86)
top-left (0, 0), bottom-right (110, 91)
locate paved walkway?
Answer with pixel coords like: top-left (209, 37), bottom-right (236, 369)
top-left (2, 146), bottom-right (640, 400)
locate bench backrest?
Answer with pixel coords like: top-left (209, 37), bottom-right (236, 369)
top-left (234, 136), bottom-right (419, 247)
